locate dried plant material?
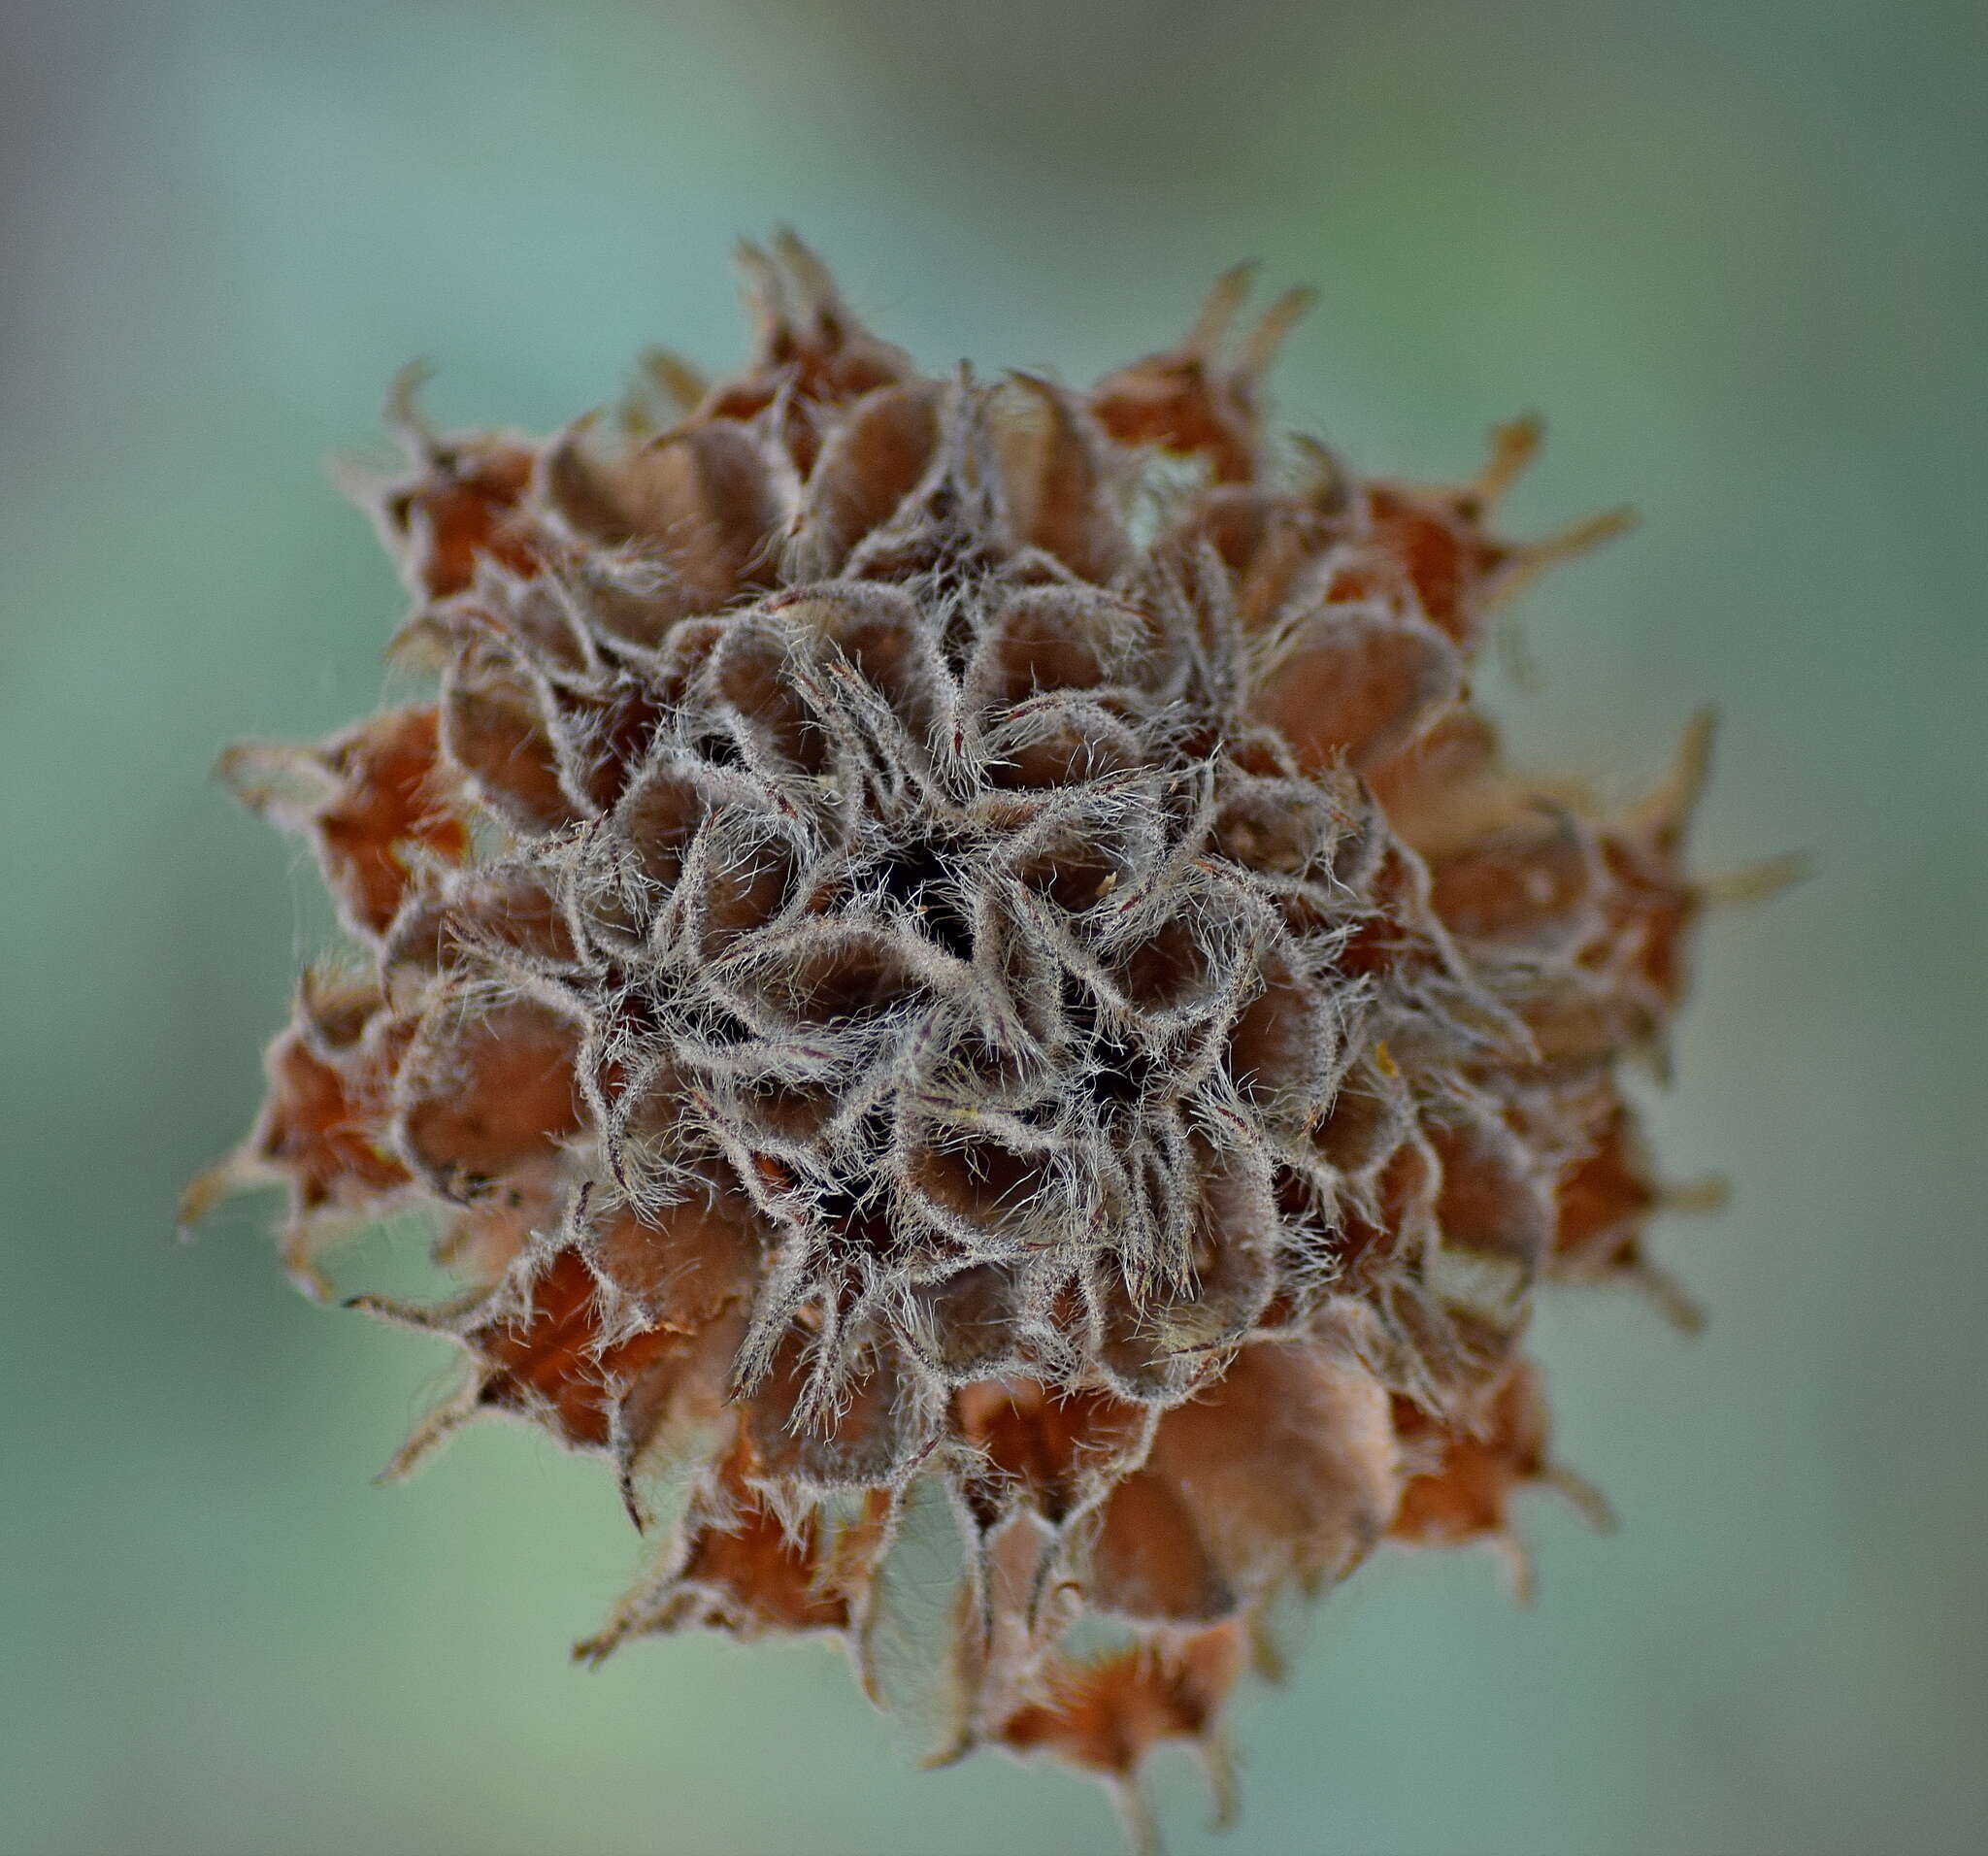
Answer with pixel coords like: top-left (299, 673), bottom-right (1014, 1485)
top-left (198, 238), bottom-right (1733, 1850)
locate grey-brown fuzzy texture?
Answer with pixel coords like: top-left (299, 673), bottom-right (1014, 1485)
top-left (196, 235), bottom-right (1721, 1849)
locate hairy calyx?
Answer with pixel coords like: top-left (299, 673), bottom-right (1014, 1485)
top-left (195, 234), bottom-right (1723, 1853)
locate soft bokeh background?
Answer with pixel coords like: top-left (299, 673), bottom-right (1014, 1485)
top-left (4, 2), bottom-right (1982, 1851)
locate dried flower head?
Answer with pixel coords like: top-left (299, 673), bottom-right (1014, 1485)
top-left (193, 235), bottom-right (1742, 1850)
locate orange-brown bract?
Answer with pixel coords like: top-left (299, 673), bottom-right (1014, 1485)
top-left (197, 235), bottom-right (1719, 1852)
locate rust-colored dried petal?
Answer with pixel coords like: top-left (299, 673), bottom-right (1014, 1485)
top-left (472, 1247), bottom-right (656, 1445)
top-left (396, 996), bottom-right (582, 1204)
top-left (1093, 1339), bottom-right (1399, 1622)
top-left (1428, 1101), bottom-right (1556, 1275)
top-left (640, 1439), bottom-right (858, 1638)
top-left (220, 708), bottom-right (472, 939)
top-left (551, 419), bottom-right (782, 608)
top-left (699, 232), bottom-right (914, 429)
top-left (1361, 482), bottom-right (1510, 646)
top-left (1089, 267), bottom-right (1310, 484)
top-left (998, 1622), bottom-right (1244, 1776)
top-left (441, 649), bottom-right (586, 835)
top-left (954, 1379), bottom-right (1149, 1530)
top-left (253, 992), bottom-right (414, 1214)
top-left (1390, 1362), bottom-right (1566, 1552)
top-left (788, 380), bottom-right (944, 576)
top-left (742, 1328), bottom-right (923, 1491)
top-left (988, 377), bottom-right (1128, 582)
top-left (1249, 605), bottom-right (1462, 774)
top-left (586, 1177), bottom-right (765, 1333)
top-left (385, 861), bottom-right (580, 978)
top-left (380, 435), bottom-right (540, 601)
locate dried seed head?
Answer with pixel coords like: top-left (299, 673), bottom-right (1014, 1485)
top-left (197, 237), bottom-right (1728, 1847)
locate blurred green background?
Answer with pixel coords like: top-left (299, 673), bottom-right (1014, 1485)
top-left (3, 2), bottom-right (1982, 1851)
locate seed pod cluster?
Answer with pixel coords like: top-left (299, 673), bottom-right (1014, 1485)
top-left (197, 236), bottom-right (1719, 1849)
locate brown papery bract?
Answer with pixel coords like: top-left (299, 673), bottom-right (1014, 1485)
top-left (197, 236), bottom-right (1732, 1851)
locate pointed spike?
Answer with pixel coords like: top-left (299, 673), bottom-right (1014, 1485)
top-left (325, 449), bottom-right (397, 513)
top-left (636, 347), bottom-right (709, 416)
top-left (343, 1292), bottom-right (445, 1333)
top-left (919, 1730), bottom-right (975, 1770)
top-left (1659, 1174), bottom-right (1732, 1216)
top-left (771, 227), bottom-right (846, 330)
top-left (1184, 262), bottom-right (1259, 353)
top-left (1197, 1729), bottom-right (1241, 1832)
top-left (1627, 1258), bottom-right (1706, 1334)
top-left (1484, 505), bottom-right (1638, 612)
top-left (734, 239), bottom-right (787, 340)
top-left (214, 741), bottom-right (341, 820)
top-left (280, 1224), bottom-right (337, 1303)
top-left (617, 1466), bottom-right (648, 1534)
top-left (1494, 1530), bottom-right (1539, 1605)
top-left (1539, 502), bottom-right (1640, 560)
top-left (1700, 849), bottom-right (1811, 907)
top-left (383, 610), bottom-right (455, 673)
top-left (1629, 706), bottom-right (1718, 840)
top-left (1541, 1462), bottom-right (1620, 1535)
top-left (382, 360), bottom-right (444, 462)
top-left (178, 1149), bottom-right (259, 1237)
top-left (296, 960), bottom-right (369, 1020)
top-left (1471, 415), bottom-right (1545, 508)
top-left (573, 1600), bottom-right (642, 1669)
top-left (1245, 1606), bottom-right (1288, 1684)
top-left (849, 1604), bottom-right (886, 1707)
top-left (284, 1261), bottom-right (337, 1303)
top-left (1288, 431), bottom-right (1349, 509)
top-left (1108, 1772), bottom-right (1166, 1856)
top-left (375, 1383), bottom-right (482, 1484)
top-left (1235, 284), bottom-right (1316, 379)
top-left (1002, 367), bottom-right (1058, 400)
